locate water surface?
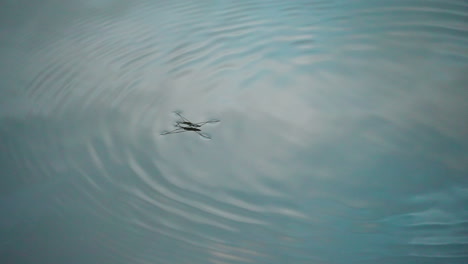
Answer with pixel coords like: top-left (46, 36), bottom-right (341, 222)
top-left (1, 0), bottom-right (467, 263)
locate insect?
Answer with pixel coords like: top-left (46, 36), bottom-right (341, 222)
top-left (160, 111), bottom-right (220, 139)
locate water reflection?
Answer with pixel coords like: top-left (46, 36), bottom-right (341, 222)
top-left (1, 0), bottom-right (467, 263)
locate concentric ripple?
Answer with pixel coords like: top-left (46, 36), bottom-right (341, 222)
top-left (1, 0), bottom-right (467, 263)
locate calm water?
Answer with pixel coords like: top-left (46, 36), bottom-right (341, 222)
top-left (1, 0), bottom-right (467, 263)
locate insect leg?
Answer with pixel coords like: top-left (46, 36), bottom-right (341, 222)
top-left (174, 112), bottom-right (192, 123)
top-left (160, 128), bottom-right (186, 135)
top-left (194, 119), bottom-right (220, 127)
top-left (196, 131), bottom-right (212, 139)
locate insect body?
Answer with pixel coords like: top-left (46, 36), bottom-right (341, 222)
top-left (177, 125), bottom-right (201, 131)
top-left (176, 121), bottom-right (201, 128)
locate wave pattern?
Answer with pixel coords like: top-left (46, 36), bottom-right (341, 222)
top-left (1, 0), bottom-right (467, 263)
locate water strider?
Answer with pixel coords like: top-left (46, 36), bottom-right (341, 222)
top-left (160, 111), bottom-right (220, 139)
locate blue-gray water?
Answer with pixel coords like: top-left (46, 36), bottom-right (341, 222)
top-left (1, 0), bottom-right (468, 263)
